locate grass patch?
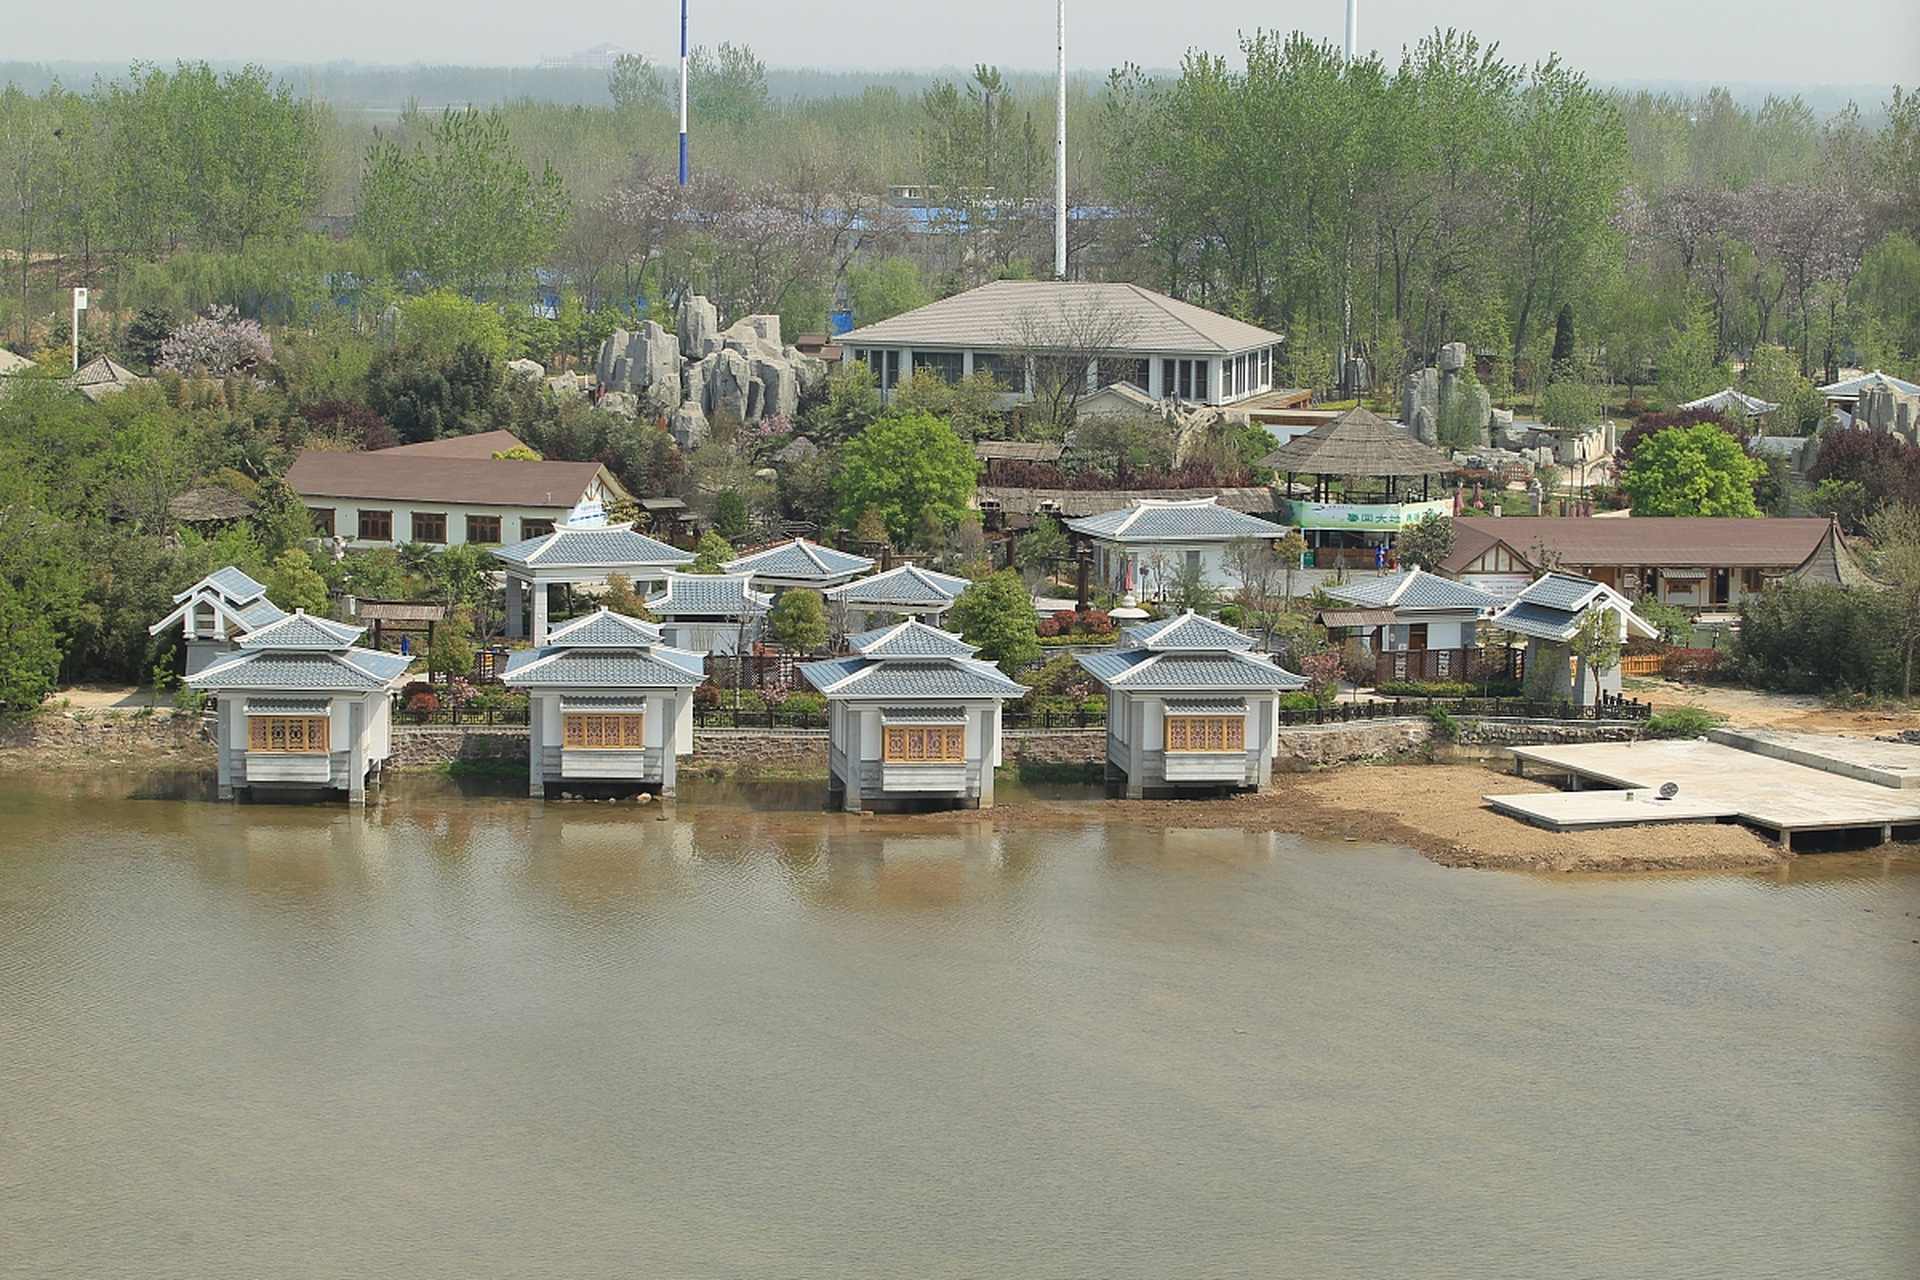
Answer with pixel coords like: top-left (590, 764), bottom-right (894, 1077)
top-left (1642, 705), bottom-right (1720, 739)
top-left (438, 758), bottom-right (527, 779)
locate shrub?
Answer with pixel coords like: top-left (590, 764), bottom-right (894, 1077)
top-left (405, 691), bottom-right (441, 719)
top-left (1036, 617), bottom-right (1062, 638)
top-left (1279, 691), bottom-right (1321, 711)
top-left (1642, 705), bottom-right (1719, 739)
top-left (1376, 679), bottom-right (1473, 698)
top-left (694, 681), bottom-right (722, 709)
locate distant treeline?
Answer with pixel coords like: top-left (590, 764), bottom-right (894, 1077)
top-left (2, 34), bottom-right (1917, 402)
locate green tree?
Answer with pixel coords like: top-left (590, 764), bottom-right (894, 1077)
top-left (712, 489), bottom-right (749, 541)
top-left (836, 412), bottom-right (979, 544)
top-left (689, 530), bottom-right (734, 573)
top-left (428, 608), bottom-right (475, 679)
top-left (607, 54), bottom-right (667, 112)
top-left (1015, 516), bottom-right (1068, 572)
top-left (1539, 376), bottom-right (1602, 430)
top-left (1395, 512), bottom-right (1456, 570)
top-left (265, 546), bottom-right (329, 613)
top-left (767, 588), bottom-right (828, 652)
top-left (399, 291), bottom-right (511, 362)
top-left (847, 256), bottom-right (931, 328)
top-left (948, 570), bottom-right (1038, 671)
top-left (355, 106), bottom-right (569, 298)
top-left (601, 573), bottom-right (657, 620)
top-left (688, 43), bottom-right (769, 125)
top-left (1620, 423), bottom-right (1761, 517)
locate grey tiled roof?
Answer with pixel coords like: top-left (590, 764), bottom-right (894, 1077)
top-left (1077, 649), bottom-right (1307, 691)
top-left (1489, 601), bottom-right (1584, 641)
top-left (1323, 568), bottom-right (1501, 613)
top-left (1123, 612), bottom-right (1256, 652)
top-left (724, 538), bottom-right (875, 582)
top-left (808, 659), bottom-right (1026, 700)
top-left (190, 648), bottom-right (411, 692)
top-left (543, 608), bottom-right (669, 647)
top-left (839, 279), bottom-right (1283, 355)
top-left (237, 611), bottom-right (365, 651)
top-left (879, 706), bottom-right (971, 723)
top-left (1818, 369), bottom-right (1920, 398)
top-left (493, 524), bottom-right (695, 570)
top-left (202, 566), bottom-right (268, 603)
top-left (235, 597), bottom-right (288, 629)
top-left (645, 573), bottom-right (771, 617)
top-left (1513, 572), bottom-right (1603, 612)
top-left (504, 648), bottom-right (705, 688)
top-left (826, 564), bottom-right (971, 607)
top-left (1064, 498), bottom-right (1284, 543)
top-left (849, 620), bottom-right (979, 658)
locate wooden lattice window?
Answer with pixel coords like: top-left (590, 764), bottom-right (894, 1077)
top-left (1164, 716), bottom-right (1245, 753)
top-left (247, 716), bottom-right (330, 753)
top-left (883, 725), bottom-right (967, 762)
top-left (563, 713), bottom-right (644, 749)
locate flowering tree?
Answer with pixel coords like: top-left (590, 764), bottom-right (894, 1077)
top-left (157, 305), bottom-right (274, 379)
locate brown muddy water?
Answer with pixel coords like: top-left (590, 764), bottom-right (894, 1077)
top-left (1, 770), bottom-right (1917, 1279)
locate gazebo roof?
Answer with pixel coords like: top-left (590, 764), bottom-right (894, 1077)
top-left (724, 538), bottom-right (875, 586)
top-left (825, 564), bottom-right (972, 610)
top-left (1488, 572), bottom-right (1657, 643)
top-left (492, 522), bottom-right (696, 573)
top-left (1062, 497), bottom-right (1284, 544)
top-left (1680, 387), bottom-right (1778, 418)
top-left (1256, 405), bottom-right (1455, 478)
top-left (645, 572), bottom-right (771, 617)
top-left (501, 607), bottom-right (706, 688)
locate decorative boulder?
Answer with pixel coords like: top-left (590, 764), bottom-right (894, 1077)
top-left (507, 358), bottom-right (546, 382)
top-left (678, 295), bottom-right (720, 359)
top-left (669, 401), bottom-right (710, 450)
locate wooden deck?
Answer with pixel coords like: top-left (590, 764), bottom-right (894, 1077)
top-left (1486, 734), bottom-right (1920, 850)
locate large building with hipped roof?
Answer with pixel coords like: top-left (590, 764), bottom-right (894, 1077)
top-left (838, 279), bottom-right (1284, 407)
top-left (1077, 613), bottom-right (1307, 799)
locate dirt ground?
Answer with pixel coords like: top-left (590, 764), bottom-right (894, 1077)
top-left (1632, 678), bottom-right (1920, 735)
top-left (924, 763), bottom-right (1788, 874)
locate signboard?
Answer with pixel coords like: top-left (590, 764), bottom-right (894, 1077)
top-left (73, 287), bottom-right (88, 310)
top-left (1286, 498), bottom-right (1452, 531)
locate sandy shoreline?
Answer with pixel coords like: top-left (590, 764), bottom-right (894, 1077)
top-left (942, 763), bottom-right (1791, 874)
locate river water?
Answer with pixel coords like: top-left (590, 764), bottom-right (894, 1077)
top-left (1, 770), bottom-right (1916, 1279)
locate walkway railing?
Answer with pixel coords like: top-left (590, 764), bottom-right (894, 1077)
top-left (1278, 695), bottom-right (1651, 727)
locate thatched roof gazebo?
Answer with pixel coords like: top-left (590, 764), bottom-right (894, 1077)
top-left (1255, 405), bottom-right (1457, 568)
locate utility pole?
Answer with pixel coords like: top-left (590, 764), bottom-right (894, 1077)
top-left (678, 0), bottom-right (690, 186)
top-left (1054, 0), bottom-right (1067, 280)
top-left (1339, 0), bottom-right (1358, 399)
top-left (1345, 0), bottom-right (1357, 62)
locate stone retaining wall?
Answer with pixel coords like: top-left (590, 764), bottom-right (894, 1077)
top-left (0, 709), bottom-right (212, 767)
top-left (389, 726), bottom-right (529, 768)
top-left (691, 730), bottom-right (829, 771)
top-left (376, 717), bottom-right (1644, 776)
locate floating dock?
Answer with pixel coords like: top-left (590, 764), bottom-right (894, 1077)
top-left (1485, 731), bottom-right (1920, 850)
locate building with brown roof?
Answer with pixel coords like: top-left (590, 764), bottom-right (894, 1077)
top-left (1440, 515), bottom-right (1869, 611)
top-left (283, 433), bottom-right (630, 551)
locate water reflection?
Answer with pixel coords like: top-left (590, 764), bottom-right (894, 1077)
top-left (0, 769), bottom-right (1915, 1280)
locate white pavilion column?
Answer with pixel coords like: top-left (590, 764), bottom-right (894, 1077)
top-left (531, 581), bottom-right (550, 646)
top-left (528, 694), bottom-right (545, 797)
top-left (347, 699), bottom-right (367, 806)
top-left (506, 575), bottom-right (526, 641)
top-left (978, 705), bottom-right (997, 809)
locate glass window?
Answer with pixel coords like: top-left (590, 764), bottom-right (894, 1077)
top-left (1222, 359), bottom-right (1236, 399)
top-left (1099, 357), bottom-right (1148, 391)
top-left (973, 352), bottom-right (1027, 393)
top-left (466, 514), bottom-right (502, 544)
top-left (1162, 359), bottom-right (1175, 398)
top-left (357, 509), bottom-right (392, 542)
top-left (912, 350), bottom-right (965, 383)
top-left (520, 518), bottom-right (555, 540)
top-left (411, 512), bottom-right (447, 544)
top-left (1193, 360), bottom-right (1209, 402)
top-left (310, 507), bottom-right (335, 537)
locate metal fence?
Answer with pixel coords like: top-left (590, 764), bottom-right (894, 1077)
top-left (1277, 695), bottom-right (1651, 727)
top-left (397, 704), bottom-right (530, 727)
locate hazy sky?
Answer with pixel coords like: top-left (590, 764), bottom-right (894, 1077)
top-left (16, 0), bottom-right (1919, 88)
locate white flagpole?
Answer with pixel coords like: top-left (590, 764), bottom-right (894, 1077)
top-left (1055, 0), bottom-right (1067, 280)
top-left (678, 0), bottom-right (690, 186)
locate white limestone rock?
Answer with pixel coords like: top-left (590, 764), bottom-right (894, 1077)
top-left (678, 295), bottom-right (720, 359)
top-left (669, 400), bottom-right (710, 450)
